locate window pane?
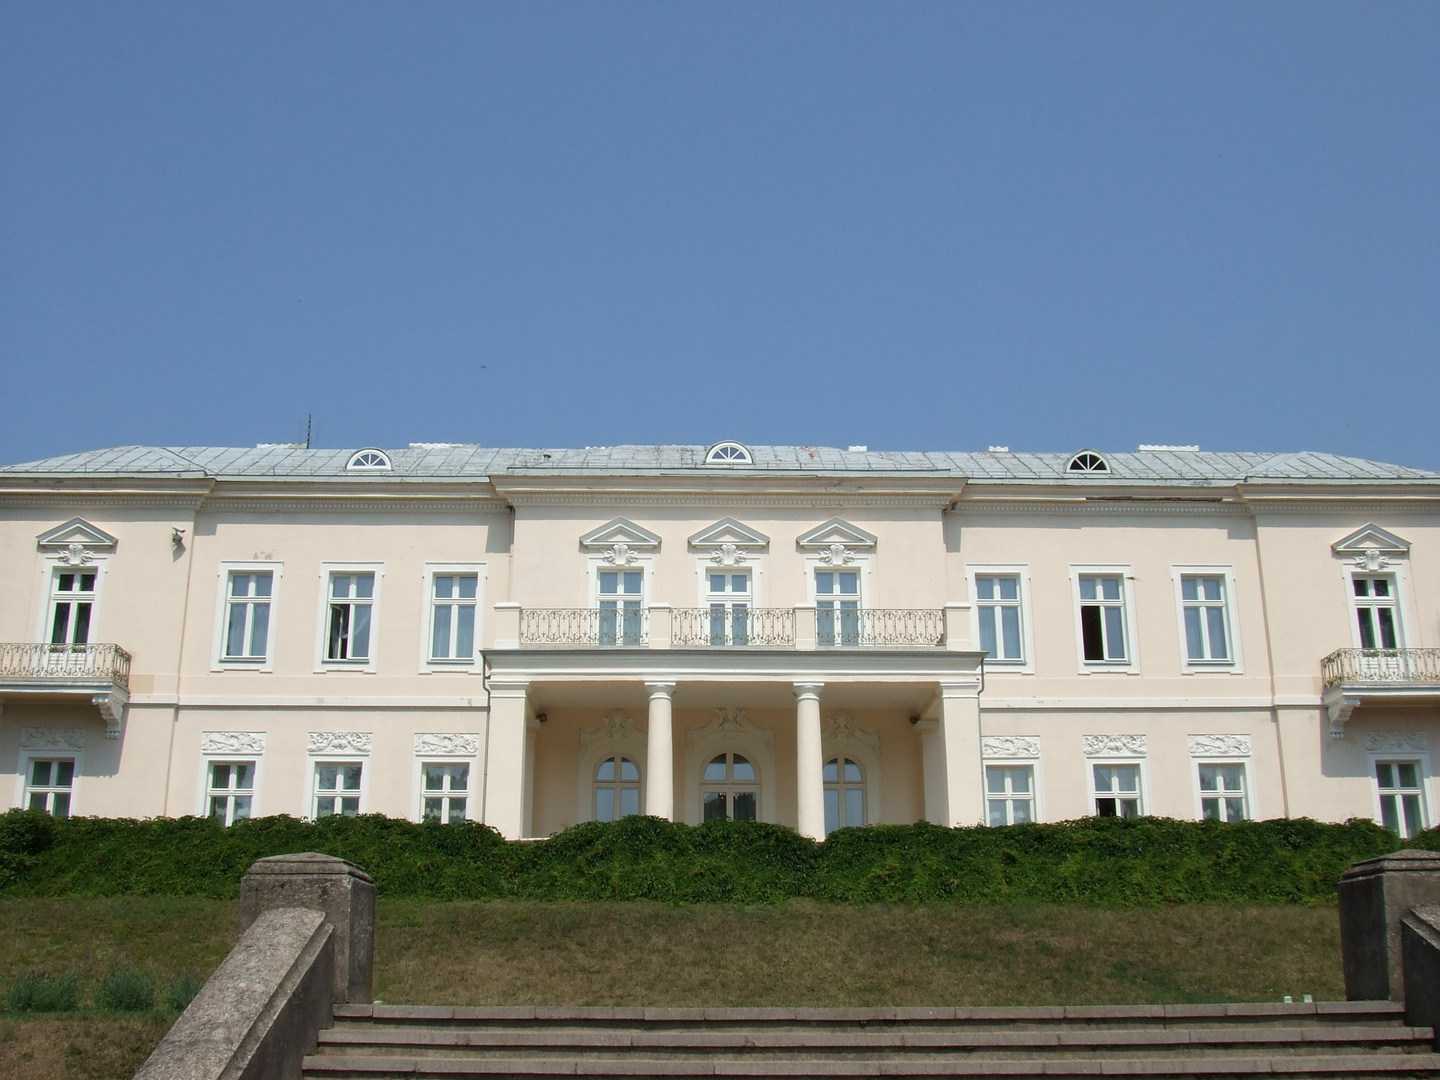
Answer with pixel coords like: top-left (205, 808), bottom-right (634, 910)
top-left (599, 572), bottom-right (618, 595)
top-left (1011, 799), bottom-right (1033, 824)
top-left (232, 795), bottom-right (252, 822)
top-left (226, 604), bottom-right (249, 656)
top-left (732, 756), bottom-right (756, 781)
top-left (978, 609), bottom-right (997, 658)
top-left (28, 793), bottom-right (47, 812)
top-left (1224, 797), bottom-right (1244, 822)
top-left (350, 605), bottom-right (371, 659)
top-left (1199, 765), bottom-right (1218, 792)
top-left (710, 574), bottom-right (726, 593)
top-left (839, 572), bottom-right (858, 595)
top-left (353, 574), bottom-right (374, 599)
top-left (1377, 762), bottom-right (1397, 788)
top-left (434, 575), bottom-right (455, 599)
top-left (844, 760), bottom-right (862, 782)
top-left (619, 758), bottom-right (639, 782)
top-left (595, 787), bottom-right (615, 822)
top-left (1114, 765), bottom-right (1139, 794)
top-left (815, 572), bottom-right (834, 595)
top-left (1398, 763), bottom-right (1420, 788)
top-left (1184, 607), bottom-right (1205, 660)
top-left (988, 799), bottom-right (1007, 827)
top-left (51, 605), bottom-right (71, 645)
top-left (73, 604), bottom-right (91, 644)
top-left (458, 575), bottom-right (477, 600)
top-left (341, 765), bottom-right (362, 791)
top-left (1080, 606), bottom-right (1105, 661)
top-left (1100, 577), bottom-right (1121, 601)
top-left (1202, 577), bottom-right (1222, 601)
top-left (619, 787), bottom-right (639, 817)
top-left (986, 767), bottom-right (1005, 795)
top-left (316, 796), bottom-right (337, 817)
top-left (447, 798), bottom-right (466, 824)
top-left (999, 577), bottom-right (1019, 601)
top-left (1205, 607), bottom-right (1228, 659)
top-left (425, 765), bottom-right (447, 791)
top-left (1009, 767), bottom-right (1031, 794)
top-left (1374, 579), bottom-right (1391, 597)
top-left (234, 763), bottom-right (254, 790)
top-left (1354, 578), bottom-right (1371, 597)
top-left (1001, 606), bottom-right (1021, 659)
top-left (58, 573), bottom-right (76, 592)
top-left (340, 797), bottom-right (360, 816)
top-left (455, 606), bottom-right (474, 658)
top-left (1103, 606), bottom-right (1126, 660)
top-left (52, 793), bottom-right (70, 818)
top-left (844, 788), bottom-right (864, 827)
top-left (249, 604), bottom-right (270, 656)
top-left (975, 577), bottom-right (995, 601)
top-left (732, 791), bottom-right (757, 821)
top-left (211, 763), bottom-right (232, 790)
top-left (1358, 609), bottom-right (1377, 649)
top-left (1079, 577), bottom-right (1097, 601)
top-left (704, 756), bottom-right (726, 781)
top-left (1381, 794), bottom-right (1400, 833)
top-left (1219, 765), bottom-right (1243, 791)
top-left (1403, 795), bottom-right (1423, 837)
top-left (622, 572), bottom-right (642, 595)
top-left (431, 604), bottom-right (453, 658)
top-left (703, 791), bottom-right (726, 821)
top-left (1181, 577), bottom-right (1198, 601)
top-left (1378, 609), bottom-right (1398, 649)
top-left (823, 759), bottom-right (838, 782)
top-left (824, 789), bottom-right (839, 835)
top-left (318, 765), bottom-right (339, 791)
top-left (1093, 766), bottom-right (1114, 794)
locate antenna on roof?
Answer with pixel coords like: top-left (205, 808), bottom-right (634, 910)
top-left (305, 415), bottom-right (312, 450)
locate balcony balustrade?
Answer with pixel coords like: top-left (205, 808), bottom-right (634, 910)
top-left (512, 606), bottom-right (949, 649)
top-left (817, 608), bottom-right (946, 648)
top-left (671, 607), bottom-right (795, 647)
top-left (518, 607), bottom-right (649, 647)
top-left (0, 643), bottom-right (132, 737)
top-left (1321, 648), bottom-right (1440, 741)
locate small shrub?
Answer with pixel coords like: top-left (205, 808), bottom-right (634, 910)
top-left (5, 972), bottom-right (81, 1012)
top-left (96, 967), bottom-right (157, 1012)
top-left (165, 971), bottom-right (204, 1012)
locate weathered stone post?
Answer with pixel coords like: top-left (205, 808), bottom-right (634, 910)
top-left (239, 852), bottom-right (376, 1004)
top-left (1339, 849), bottom-right (1440, 1000)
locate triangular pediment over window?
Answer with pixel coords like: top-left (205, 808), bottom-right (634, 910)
top-left (579, 518), bottom-right (662, 551)
top-left (36, 518), bottom-right (118, 554)
top-left (688, 518), bottom-right (769, 551)
top-left (796, 518), bottom-right (877, 551)
top-left (1332, 524), bottom-right (1410, 557)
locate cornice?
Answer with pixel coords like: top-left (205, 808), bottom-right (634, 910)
top-left (0, 492), bottom-right (209, 510)
top-left (197, 495), bottom-right (509, 514)
top-left (949, 497), bottom-right (1249, 516)
top-left (483, 646), bottom-right (984, 682)
top-left (502, 491), bottom-right (956, 508)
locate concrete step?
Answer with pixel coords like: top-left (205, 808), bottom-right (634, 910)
top-left (301, 1051), bottom-right (1440, 1080)
top-left (330, 1004), bottom-right (1409, 1032)
top-left (314, 1023), bottom-right (1437, 1059)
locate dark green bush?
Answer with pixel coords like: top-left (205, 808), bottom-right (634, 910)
top-left (0, 807), bottom-right (1413, 905)
top-left (5, 971), bottom-right (81, 1012)
top-left (96, 966), bottom-right (157, 1012)
top-left (165, 971), bottom-right (204, 1012)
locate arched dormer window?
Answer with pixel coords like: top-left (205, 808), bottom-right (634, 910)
top-left (1067, 450), bottom-right (1109, 474)
top-left (705, 442), bottom-right (753, 465)
top-left (346, 449), bottom-right (392, 472)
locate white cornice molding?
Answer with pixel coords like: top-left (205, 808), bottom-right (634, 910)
top-left (503, 491), bottom-right (957, 508)
top-left (949, 497), bottom-right (1247, 516)
top-left (200, 495), bottom-right (509, 513)
top-left (484, 647), bottom-right (983, 683)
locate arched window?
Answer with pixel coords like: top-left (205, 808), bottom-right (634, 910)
top-left (346, 448), bottom-right (392, 471)
top-left (824, 757), bottom-right (865, 834)
top-left (702, 753), bottom-right (757, 821)
top-left (595, 755), bottom-right (640, 821)
top-left (1066, 450), bottom-right (1109, 474)
top-left (705, 442), bottom-right (753, 465)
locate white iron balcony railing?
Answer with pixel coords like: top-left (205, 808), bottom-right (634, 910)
top-left (0, 642), bottom-right (132, 689)
top-left (519, 607), bottom-right (649, 647)
top-left (818, 608), bottom-right (946, 647)
top-left (672, 607), bottom-right (795, 647)
top-left (1323, 648), bottom-right (1440, 690)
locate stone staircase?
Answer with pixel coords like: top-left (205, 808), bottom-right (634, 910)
top-left (303, 1000), bottom-right (1440, 1079)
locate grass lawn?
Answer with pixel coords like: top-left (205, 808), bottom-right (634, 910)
top-left (0, 898), bottom-right (1345, 1079)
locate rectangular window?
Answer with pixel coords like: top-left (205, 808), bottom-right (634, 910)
top-left (975, 575), bottom-right (1023, 661)
top-left (706, 570), bottom-right (751, 645)
top-left (421, 762), bottom-right (469, 823)
top-left (1093, 763), bottom-right (1142, 818)
top-left (985, 765), bottom-right (1034, 826)
top-left (1377, 761), bottom-right (1426, 838)
top-left (327, 573), bottom-right (374, 661)
top-left (224, 572), bottom-right (272, 661)
top-left (1078, 574), bottom-right (1128, 663)
top-left (207, 761), bottom-right (255, 825)
top-left (430, 574), bottom-right (478, 661)
top-left (49, 570), bottom-right (97, 646)
top-left (26, 759), bottom-right (74, 817)
top-left (1198, 763), bottom-right (1248, 822)
top-left (1181, 575), bottom-right (1231, 663)
top-left (314, 763), bottom-right (362, 817)
top-left (1354, 576), bottom-right (1401, 649)
top-left (598, 570), bottom-right (644, 646)
top-left (816, 569), bottom-right (860, 646)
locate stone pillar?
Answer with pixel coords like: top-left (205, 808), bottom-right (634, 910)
top-left (794, 604), bottom-right (817, 651)
top-left (238, 853), bottom-right (374, 1004)
top-left (484, 679), bottom-right (530, 840)
top-left (938, 679), bottom-right (983, 826)
top-left (492, 602), bottom-right (521, 649)
top-left (1340, 849), bottom-right (1440, 1000)
top-left (645, 681), bottom-right (676, 820)
top-left (943, 602), bottom-right (972, 651)
top-left (648, 604), bottom-right (672, 649)
top-left (795, 682), bottom-right (825, 840)
top-left (914, 719), bottom-right (947, 825)
top-left (1403, 905), bottom-right (1440, 1029)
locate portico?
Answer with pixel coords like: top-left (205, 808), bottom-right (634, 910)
top-left (481, 646), bottom-right (985, 840)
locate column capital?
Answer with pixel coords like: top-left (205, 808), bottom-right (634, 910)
top-left (938, 678), bottom-right (981, 698)
top-left (487, 679), bottom-right (530, 699)
top-left (793, 681), bottom-right (824, 699)
top-left (644, 680), bottom-right (676, 697)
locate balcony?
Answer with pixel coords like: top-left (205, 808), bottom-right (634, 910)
top-left (509, 604), bottom-right (954, 650)
top-left (1321, 648), bottom-right (1440, 740)
top-left (0, 643), bottom-right (132, 737)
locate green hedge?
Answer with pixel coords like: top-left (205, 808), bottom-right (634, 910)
top-left (0, 809), bottom-right (1420, 904)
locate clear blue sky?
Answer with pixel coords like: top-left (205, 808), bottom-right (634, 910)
top-left (2, 3), bottom-right (1437, 467)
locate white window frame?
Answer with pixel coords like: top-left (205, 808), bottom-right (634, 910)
top-left (967, 565), bottom-right (1035, 672)
top-left (983, 760), bottom-right (1040, 826)
top-left (35, 558), bottom-right (109, 646)
top-left (805, 555), bottom-right (872, 648)
top-left (418, 563), bottom-right (487, 672)
top-left (1370, 752), bottom-right (1432, 839)
top-left (212, 562), bottom-right (283, 671)
top-left (1343, 564), bottom-right (1415, 651)
top-left (314, 563), bottom-right (384, 673)
top-left (309, 758), bottom-right (367, 819)
top-left (1170, 566), bottom-right (1244, 674)
top-left (1069, 566), bottom-right (1140, 674)
top-left (200, 758), bottom-right (262, 825)
top-left (1190, 754), bottom-right (1253, 822)
top-left (18, 751), bottom-right (81, 817)
top-left (415, 759), bottom-right (475, 824)
top-left (586, 555), bottom-right (652, 645)
top-left (1088, 759), bottom-right (1147, 819)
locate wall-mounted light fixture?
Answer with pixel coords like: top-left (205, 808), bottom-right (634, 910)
top-left (171, 527), bottom-right (186, 549)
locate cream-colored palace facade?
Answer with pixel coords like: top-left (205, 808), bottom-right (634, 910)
top-left (1, 441), bottom-right (1438, 841)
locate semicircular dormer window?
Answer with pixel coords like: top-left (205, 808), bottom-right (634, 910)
top-left (346, 448), bottom-right (392, 472)
top-left (1067, 450), bottom-right (1109, 474)
top-left (705, 442), bottom-right (753, 465)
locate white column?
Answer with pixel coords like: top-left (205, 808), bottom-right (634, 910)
top-left (939, 678), bottom-right (983, 826)
top-left (645, 681), bottom-right (676, 820)
top-left (794, 682), bottom-right (825, 840)
top-left (483, 679), bottom-right (530, 839)
top-left (915, 719), bottom-right (948, 824)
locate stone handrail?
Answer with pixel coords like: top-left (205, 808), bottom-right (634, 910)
top-left (0, 642), bottom-right (131, 689)
top-left (1323, 648), bottom-right (1440, 690)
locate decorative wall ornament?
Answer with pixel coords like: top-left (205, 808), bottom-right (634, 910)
top-left (93, 693), bottom-right (125, 738)
top-left (20, 727), bottom-right (86, 751)
top-left (579, 517), bottom-right (662, 554)
top-left (36, 518), bottom-right (118, 560)
top-left (1332, 523), bottom-right (1410, 564)
top-left (981, 736), bottom-right (1040, 759)
top-left (414, 733), bottom-right (479, 756)
top-left (1083, 734), bottom-right (1148, 758)
top-left (824, 713), bottom-right (880, 753)
top-left (709, 543), bottom-right (747, 567)
top-left (689, 518), bottom-right (769, 558)
top-left (1187, 734), bottom-right (1251, 757)
top-left (1326, 694), bottom-right (1361, 741)
top-left (688, 705), bottom-right (774, 746)
top-left (307, 732), bottom-right (373, 755)
top-left (579, 710), bottom-right (641, 750)
top-left (819, 543), bottom-right (854, 566)
top-left (796, 517), bottom-right (878, 555)
top-left (602, 543), bottom-right (638, 566)
top-left (201, 731), bottom-right (267, 755)
top-left (1352, 550), bottom-right (1390, 572)
top-left (1364, 731), bottom-right (1429, 753)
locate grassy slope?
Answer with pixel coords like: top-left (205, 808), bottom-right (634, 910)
top-left (0, 898), bottom-right (1345, 1079)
